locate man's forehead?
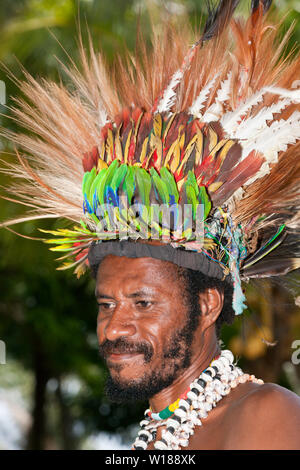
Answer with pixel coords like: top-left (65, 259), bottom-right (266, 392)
top-left (96, 255), bottom-right (180, 287)
top-left (98, 254), bottom-right (177, 272)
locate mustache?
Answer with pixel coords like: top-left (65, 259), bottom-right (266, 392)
top-left (99, 337), bottom-right (153, 362)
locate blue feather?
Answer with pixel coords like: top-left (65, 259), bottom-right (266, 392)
top-left (84, 194), bottom-right (93, 214)
top-left (93, 189), bottom-right (99, 213)
top-left (169, 195), bottom-right (176, 205)
top-left (105, 186), bottom-right (119, 207)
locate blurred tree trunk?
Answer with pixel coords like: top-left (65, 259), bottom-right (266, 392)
top-left (56, 378), bottom-right (77, 450)
top-left (26, 337), bottom-right (50, 450)
top-left (244, 284), bottom-right (294, 383)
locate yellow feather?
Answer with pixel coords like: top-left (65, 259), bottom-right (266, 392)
top-left (195, 130), bottom-right (203, 165)
top-left (208, 181), bottom-right (223, 192)
top-left (124, 128), bottom-right (133, 164)
top-left (153, 113), bottom-right (162, 138)
top-left (177, 175), bottom-right (187, 192)
top-left (139, 136), bottom-right (149, 164)
top-left (176, 134), bottom-right (198, 175)
top-left (74, 262), bottom-right (87, 279)
top-left (106, 128), bottom-right (114, 164)
top-left (217, 140), bottom-right (236, 166)
top-left (170, 141), bottom-right (181, 173)
top-left (179, 126), bottom-right (185, 149)
top-left (134, 112), bottom-right (144, 142)
top-left (164, 138), bottom-right (180, 167)
top-left (114, 131), bottom-right (123, 161)
top-left (163, 113), bottom-right (177, 141)
top-left (150, 134), bottom-right (163, 169)
top-left (100, 139), bottom-right (106, 162)
top-left (97, 158), bottom-right (108, 171)
top-left (209, 139), bottom-right (230, 157)
top-left (208, 126), bottom-right (218, 152)
top-left (143, 148), bottom-right (155, 169)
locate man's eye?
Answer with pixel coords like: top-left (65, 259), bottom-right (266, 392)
top-left (136, 300), bottom-right (152, 308)
top-left (98, 302), bottom-right (114, 310)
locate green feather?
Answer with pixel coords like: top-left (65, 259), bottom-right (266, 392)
top-left (95, 168), bottom-right (108, 205)
top-left (147, 205), bottom-right (162, 237)
top-left (79, 219), bottom-right (88, 231)
top-left (49, 244), bottom-right (76, 252)
top-left (160, 167), bottom-right (179, 204)
top-left (150, 168), bottom-right (169, 204)
top-left (264, 224), bottom-right (286, 248)
top-left (44, 238), bottom-right (88, 245)
top-left (186, 170), bottom-right (199, 196)
top-left (89, 168), bottom-right (107, 204)
top-left (82, 168), bottom-right (96, 199)
top-left (97, 159), bottom-right (119, 205)
top-left (135, 167), bottom-right (152, 207)
top-left (90, 212), bottom-right (103, 226)
top-left (111, 163), bottom-right (128, 191)
top-left (198, 186), bottom-right (212, 220)
top-left (105, 159), bottom-right (120, 185)
top-left (40, 227), bottom-right (90, 237)
top-left (123, 166), bottom-right (135, 203)
top-left (243, 224), bottom-right (287, 269)
top-left (185, 183), bottom-right (198, 220)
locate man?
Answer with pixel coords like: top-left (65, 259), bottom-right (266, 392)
top-left (1, 0), bottom-right (300, 450)
top-left (93, 254), bottom-right (300, 450)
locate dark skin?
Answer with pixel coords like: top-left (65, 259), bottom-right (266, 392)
top-left (96, 255), bottom-right (300, 450)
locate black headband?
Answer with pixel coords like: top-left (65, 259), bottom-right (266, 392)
top-left (88, 240), bottom-right (232, 282)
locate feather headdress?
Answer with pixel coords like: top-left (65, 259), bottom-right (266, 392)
top-left (1, 0), bottom-right (300, 315)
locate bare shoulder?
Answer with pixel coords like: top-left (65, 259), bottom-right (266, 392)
top-left (226, 382), bottom-right (300, 449)
top-left (255, 382), bottom-right (300, 405)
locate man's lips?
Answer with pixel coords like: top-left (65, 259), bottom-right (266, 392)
top-left (106, 351), bottom-right (143, 362)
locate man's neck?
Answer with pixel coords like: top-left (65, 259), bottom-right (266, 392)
top-left (149, 341), bottom-right (220, 413)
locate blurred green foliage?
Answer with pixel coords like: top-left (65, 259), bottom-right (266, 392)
top-left (0, 0), bottom-right (299, 450)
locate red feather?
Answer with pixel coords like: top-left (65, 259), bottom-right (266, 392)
top-left (212, 150), bottom-right (264, 205)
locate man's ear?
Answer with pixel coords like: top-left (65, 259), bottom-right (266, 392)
top-left (198, 288), bottom-right (224, 331)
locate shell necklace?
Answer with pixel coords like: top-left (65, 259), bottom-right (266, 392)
top-left (132, 349), bottom-right (263, 450)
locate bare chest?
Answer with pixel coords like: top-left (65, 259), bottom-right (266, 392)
top-left (141, 382), bottom-right (261, 450)
top-left (145, 409), bottom-right (231, 450)
top-left (144, 383), bottom-right (261, 450)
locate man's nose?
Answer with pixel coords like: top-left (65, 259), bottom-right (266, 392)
top-left (103, 305), bottom-right (137, 342)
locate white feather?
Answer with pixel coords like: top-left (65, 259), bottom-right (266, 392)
top-left (156, 69), bottom-right (183, 114)
top-left (252, 111), bottom-right (300, 155)
top-left (263, 86), bottom-right (300, 102)
top-left (221, 89), bottom-right (266, 134)
top-left (188, 74), bottom-right (219, 117)
top-left (222, 85), bottom-right (300, 137)
top-left (233, 98), bottom-right (292, 141)
top-left (98, 104), bottom-right (109, 129)
top-left (201, 71), bottom-right (232, 122)
top-left (241, 111), bottom-right (300, 186)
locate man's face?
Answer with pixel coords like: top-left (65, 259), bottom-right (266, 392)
top-left (95, 255), bottom-right (201, 402)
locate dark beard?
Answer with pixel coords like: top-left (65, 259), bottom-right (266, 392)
top-left (100, 299), bottom-right (201, 403)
